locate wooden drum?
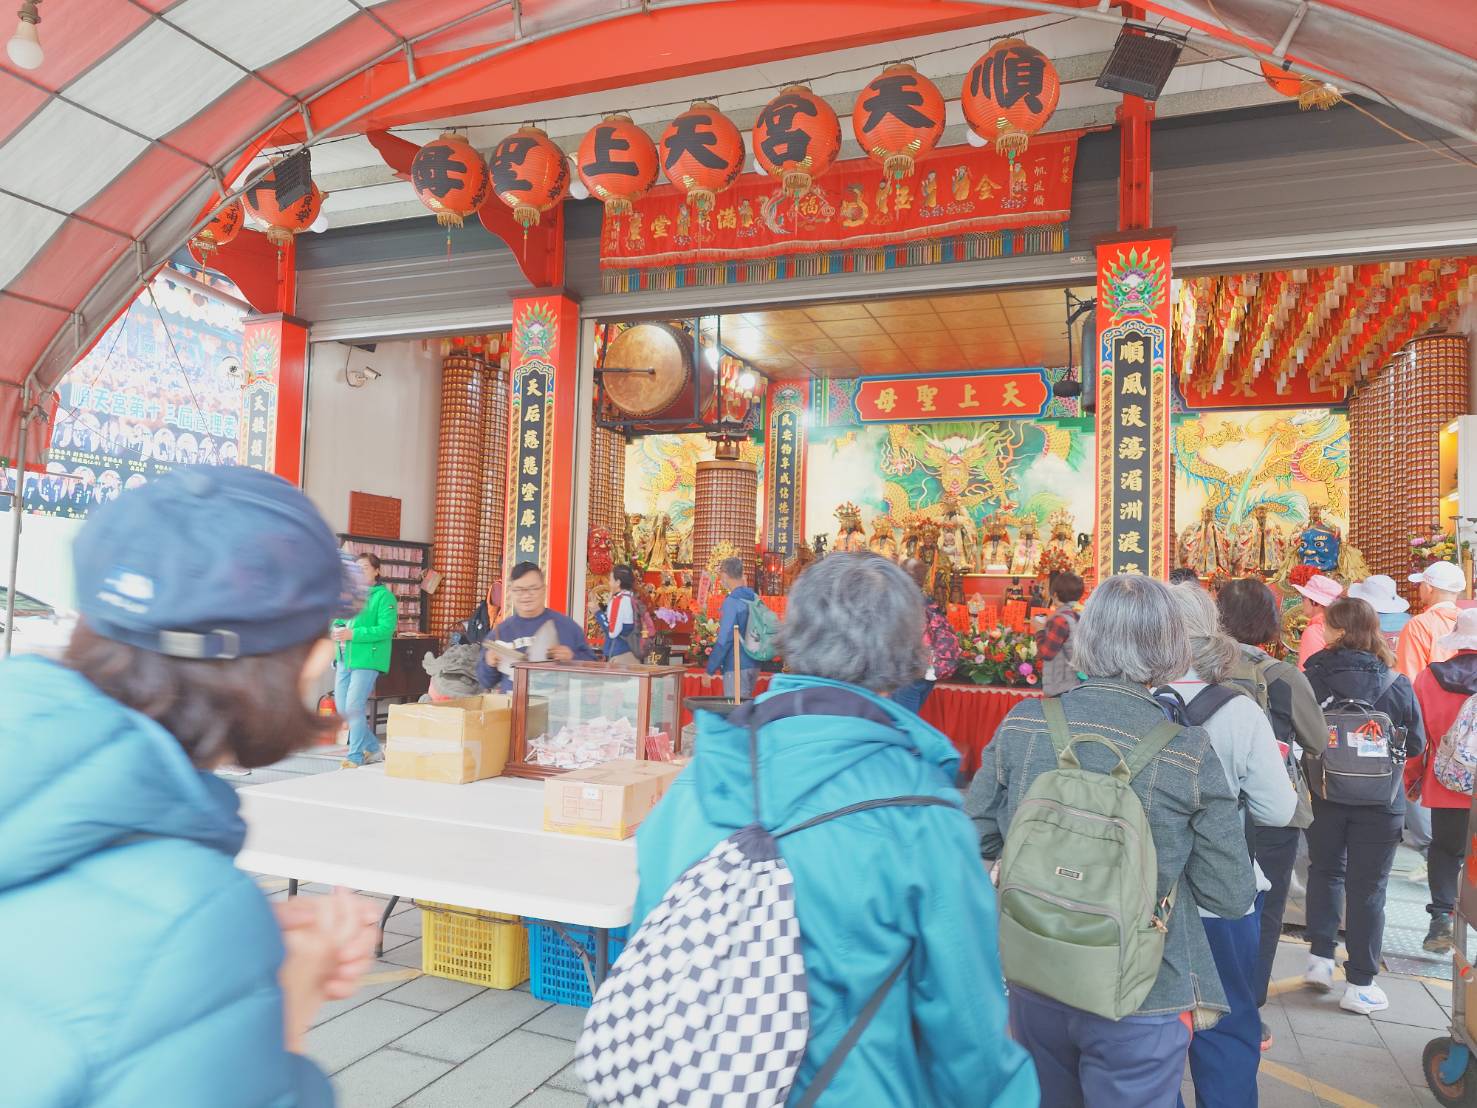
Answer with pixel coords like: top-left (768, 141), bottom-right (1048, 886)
top-left (602, 322), bottom-right (694, 419)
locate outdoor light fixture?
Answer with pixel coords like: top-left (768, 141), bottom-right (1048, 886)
top-left (737, 370), bottom-right (757, 391)
top-left (1096, 25), bottom-right (1186, 101)
top-left (7, 0), bottom-right (43, 70)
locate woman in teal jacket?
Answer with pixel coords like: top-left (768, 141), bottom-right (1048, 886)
top-left (332, 552), bottom-right (398, 767)
top-left (0, 466), bottom-right (378, 1107)
top-left (633, 554), bottom-right (1038, 1107)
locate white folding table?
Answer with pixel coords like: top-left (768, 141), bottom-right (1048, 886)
top-left (236, 768), bottom-right (638, 983)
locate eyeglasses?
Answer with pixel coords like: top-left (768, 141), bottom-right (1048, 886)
top-left (508, 585), bottom-right (544, 597)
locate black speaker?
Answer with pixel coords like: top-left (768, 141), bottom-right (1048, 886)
top-left (1096, 27), bottom-right (1184, 102)
top-left (273, 150), bottom-right (313, 207)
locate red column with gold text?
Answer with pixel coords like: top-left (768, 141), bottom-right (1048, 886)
top-left (505, 293), bottom-right (581, 606)
top-left (239, 313), bottom-right (308, 485)
top-left (1095, 233), bottom-right (1173, 580)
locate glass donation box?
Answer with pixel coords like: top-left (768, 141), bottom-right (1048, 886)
top-left (504, 661), bottom-right (687, 779)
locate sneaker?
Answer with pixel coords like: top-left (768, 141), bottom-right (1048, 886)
top-left (1260, 1022), bottom-right (1273, 1052)
top-left (340, 759), bottom-right (361, 769)
top-left (1339, 982), bottom-right (1389, 1015)
top-left (1424, 915), bottom-right (1455, 954)
top-left (1304, 954), bottom-right (1337, 993)
top-left (363, 750), bottom-right (385, 766)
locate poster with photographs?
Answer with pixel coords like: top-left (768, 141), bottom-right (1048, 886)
top-left (34, 270), bottom-right (245, 518)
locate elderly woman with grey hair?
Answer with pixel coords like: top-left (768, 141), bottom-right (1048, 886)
top-left (966, 573), bottom-right (1255, 1108)
top-left (631, 554), bottom-right (1039, 1107)
top-left (1161, 582), bottom-right (1295, 1105)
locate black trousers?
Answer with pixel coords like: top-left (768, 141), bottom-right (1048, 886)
top-left (1429, 807), bottom-right (1470, 919)
top-left (1253, 825), bottom-right (1301, 1007)
top-left (1305, 797), bottom-right (1402, 987)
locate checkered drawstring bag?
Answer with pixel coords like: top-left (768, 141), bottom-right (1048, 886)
top-left (575, 689), bottom-right (954, 1107)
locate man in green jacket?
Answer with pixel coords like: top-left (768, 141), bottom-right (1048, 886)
top-left (333, 552), bottom-right (398, 767)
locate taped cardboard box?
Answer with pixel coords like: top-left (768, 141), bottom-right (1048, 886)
top-left (543, 759), bottom-right (684, 839)
top-left (386, 696), bottom-right (511, 784)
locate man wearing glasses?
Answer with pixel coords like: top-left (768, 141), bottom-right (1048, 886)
top-left (476, 561), bottom-right (596, 692)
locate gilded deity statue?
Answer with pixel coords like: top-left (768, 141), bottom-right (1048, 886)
top-left (980, 514), bottom-right (1013, 573)
top-left (1232, 504), bottom-right (1289, 578)
top-left (1045, 508), bottom-right (1077, 560)
top-left (1010, 517), bottom-right (1043, 577)
top-left (1177, 506), bottom-right (1233, 577)
top-left (834, 502), bottom-right (868, 554)
top-left (936, 495), bottom-right (979, 572)
top-left (868, 515), bottom-right (898, 559)
top-left (644, 512), bottom-right (674, 574)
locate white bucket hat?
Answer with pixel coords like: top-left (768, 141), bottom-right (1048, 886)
top-left (1348, 575), bottom-right (1410, 615)
top-left (1410, 561), bottom-right (1467, 594)
top-left (1438, 608), bottom-right (1477, 654)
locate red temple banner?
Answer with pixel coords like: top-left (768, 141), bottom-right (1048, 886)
top-left (600, 133), bottom-right (1080, 292)
top-left (853, 370), bottom-right (1050, 423)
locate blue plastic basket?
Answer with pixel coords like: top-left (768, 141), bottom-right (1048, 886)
top-left (527, 920), bottom-right (628, 1007)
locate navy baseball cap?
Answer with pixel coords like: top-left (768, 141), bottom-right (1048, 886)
top-left (73, 465), bottom-right (353, 659)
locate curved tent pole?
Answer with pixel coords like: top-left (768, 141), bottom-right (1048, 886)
top-left (3, 386), bottom-right (32, 658)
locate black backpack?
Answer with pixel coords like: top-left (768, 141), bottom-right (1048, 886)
top-left (1153, 683), bottom-right (1256, 857)
top-left (1310, 670), bottom-right (1408, 806)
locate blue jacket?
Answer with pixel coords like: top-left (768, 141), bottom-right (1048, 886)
top-left (0, 657), bottom-right (334, 1108)
top-left (707, 585), bottom-right (758, 677)
top-left (475, 609), bottom-right (597, 691)
top-left (634, 673), bottom-right (1038, 1107)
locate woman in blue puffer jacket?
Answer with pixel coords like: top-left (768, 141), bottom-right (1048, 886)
top-left (633, 554), bottom-right (1038, 1106)
top-left (0, 466), bottom-right (379, 1107)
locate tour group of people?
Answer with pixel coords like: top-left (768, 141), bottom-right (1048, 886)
top-left (5, 463), bottom-right (1472, 1106)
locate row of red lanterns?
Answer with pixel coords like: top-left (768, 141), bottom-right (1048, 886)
top-left (191, 161), bottom-right (326, 257)
top-left (414, 38), bottom-right (1061, 226)
top-left (192, 38), bottom-right (1062, 255)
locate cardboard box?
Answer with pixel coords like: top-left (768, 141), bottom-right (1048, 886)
top-left (543, 759), bottom-right (684, 839)
top-left (386, 696), bottom-right (511, 784)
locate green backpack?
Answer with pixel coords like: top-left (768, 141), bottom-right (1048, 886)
top-left (742, 597), bottom-right (781, 661)
top-left (996, 697), bottom-right (1178, 1021)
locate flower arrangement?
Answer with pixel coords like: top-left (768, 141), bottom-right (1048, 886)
top-left (1035, 547), bottom-right (1077, 579)
top-left (1411, 528), bottom-right (1459, 572)
top-left (1287, 563), bottom-right (1319, 588)
top-left (955, 626), bottom-right (1040, 688)
top-left (689, 613), bottom-right (720, 664)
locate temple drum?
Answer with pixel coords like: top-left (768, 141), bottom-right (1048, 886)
top-left (602, 322), bottom-right (695, 419)
top-left (693, 458), bottom-right (758, 581)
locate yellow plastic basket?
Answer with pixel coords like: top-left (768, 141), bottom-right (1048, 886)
top-left (417, 901), bottom-right (529, 989)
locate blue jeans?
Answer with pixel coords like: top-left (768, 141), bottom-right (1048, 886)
top-left (1010, 986), bottom-right (1191, 1108)
top-left (335, 665), bottom-right (381, 764)
top-left (722, 666), bottom-right (758, 700)
top-left (891, 678), bottom-right (935, 714)
top-left (1180, 898), bottom-right (1263, 1108)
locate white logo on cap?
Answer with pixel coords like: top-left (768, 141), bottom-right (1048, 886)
top-left (99, 570), bottom-right (155, 615)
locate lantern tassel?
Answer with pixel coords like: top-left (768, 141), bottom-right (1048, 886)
top-left (435, 210), bottom-right (465, 230)
top-left (782, 170), bottom-right (812, 199)
top-left (882, 153), bottom-right (915, 180)
top-left (1298, 77), bottom-right (1341, 110)
top-left (993, 120), bottom-right (1029, 158)
top-left (689, 188), bottom-right (716, 214)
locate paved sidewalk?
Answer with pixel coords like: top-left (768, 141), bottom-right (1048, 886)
top-left (257, 878), bottom-right (1453, 1107)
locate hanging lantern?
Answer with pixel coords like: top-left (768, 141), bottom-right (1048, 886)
top-left (410, 132), bottom-right (491, 229)
top-left (243, 164), bottom-right (325, 249)
top-left (660, 102), bottom-right (744, 212)
top-left (1260, 60), bottom-right (1341, 110)
top-left (577, 114), bottom-right (659, 216)
top-left (962, 39), bottom-right (1061, 157)
top-left (190, 199), bottom-right (243, 258)
top-left (852, 63), bottom-right (945, 179)
top-left (752, 85), bottom-right (841, 199)
top-left (489, 125), bottom-right (569, 229)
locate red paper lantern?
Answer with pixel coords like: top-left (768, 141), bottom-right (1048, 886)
top-left (489, 125), bottom-right (569, 229)
top-left (660, 102), bottom-right (744, 212)
top-left (577, 114), bottom-right (659, 216)
top-left (243, 166), bottom-right (325, 249)
top-left (962, 39), bottom-right (1060, 157)
top-left (410, 131), bottom-right (491, 229)
top-left (1259, 60), bottom-right (1341, 110)
top-left (852, 63), bottom-right (945, 179)
top-left (753, 85), bottom-right (840, 198)
top-left (190, 199), bottom-right (242, 258)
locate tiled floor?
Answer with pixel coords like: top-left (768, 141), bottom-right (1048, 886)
top-left (236, 756), bottom-right (1462, 1106)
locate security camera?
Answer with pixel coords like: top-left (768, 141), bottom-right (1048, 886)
top-left (346, 365), bottom-right (383, 389)
top-left (220, 355), bottom-right (242, 381)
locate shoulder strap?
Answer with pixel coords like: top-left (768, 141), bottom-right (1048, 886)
top-left (793, 948), bottom-right (913, 1108)
top-left (1125, 720), bottom-right (1182, 780)
top-left (1041, 694), bottom-right (1072, 755)
top-left (776, 795), bottom-right (958, 839)
top-left (1376, 666), bottom-right (1400, 703)
top-left (1176, 684), bottom-right (1242, 727)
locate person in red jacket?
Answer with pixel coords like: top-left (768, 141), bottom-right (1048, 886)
top-left (1408, 607), bottom-right (1477, 953)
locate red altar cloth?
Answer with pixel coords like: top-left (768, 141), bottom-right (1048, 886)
top-left (681, 670), bottom-right (1034, 776)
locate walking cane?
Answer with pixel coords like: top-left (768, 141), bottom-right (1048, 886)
top-left (732, 626), bottom-right (742, 705)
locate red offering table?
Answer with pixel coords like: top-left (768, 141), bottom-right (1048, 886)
top-left (681, 670), bottom-right (1034, 777)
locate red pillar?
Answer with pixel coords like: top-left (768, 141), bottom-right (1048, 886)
top-left (504, 293), bottom-right (582, 607)
top-left (238, 239), bottom-right (306, 484)
top-left (1116, 95), bottom-right (1154, 232)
